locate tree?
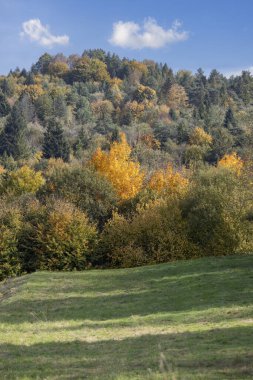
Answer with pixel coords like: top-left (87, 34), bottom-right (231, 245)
top-left (159, 69), bottom-right (174, 103)
top-left (224, 107), bottom-right (238, 134)
top-left (148, 164), bottom-right (188, 196)
top-left (75, 96), bottom-right (92, 124)
top-left (40, 166), bottom-right (118, 227)
top-left (92, 99), bottom-right (114, 135)
top-left (182, 167), bottom-right (247, 256)
top-left (218, 152), bottom-right (243, 175)
top-left (0, 165), bottom-right (45, 195)
top-left (91, 133), bottom-right (144, 200)
top-left (35, 93), bottom-right (53, 122)
top-left (185, 127), bottom-right (213, 166)
top-left (133, 85), bottom-right (156, 103)
top-left (189, 127), bottom-right (212, 146)
top-left (167, 84), bottom-right (188, 110)
top-left (0, 105), bottom-right (29, 159)
top-left (31, 53), bottom-right (53, 74)
top-left (189, 69), bottom-right (209, 118)
top-left (0, 91), bottom-right (11, 117)
top-left (43, 120), bottom-right (70, 161)
top-left (71, 57), bottom-right (110, 83)
top-left (48, 61), bottom-right (69, 77)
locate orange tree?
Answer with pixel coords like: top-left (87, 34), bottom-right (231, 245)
top-left (91, 133), bottom-right (144, 200)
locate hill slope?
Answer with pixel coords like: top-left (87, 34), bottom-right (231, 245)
top-left (0, 255), bottom-right (253, 379)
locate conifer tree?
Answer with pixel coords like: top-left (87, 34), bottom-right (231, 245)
top-left (0, 105), bottom-right (29, 159)
top-left (224, 107), bottom-right (237, 133)
top-left (43, 119), bottom-right (70, 161)
top-left (0, 91), bottom-right (11, 117)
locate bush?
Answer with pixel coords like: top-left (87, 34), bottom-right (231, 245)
top-left (181, 167), bottom-right (249, 256)
top-left (99, 199), bottom-right (198, 268)
top-left (0, 200), bottom-right (22, 281)
top-left (19, 199), bottom-right (98, 272)
top-left (40, 164), bottom-right (118, 228)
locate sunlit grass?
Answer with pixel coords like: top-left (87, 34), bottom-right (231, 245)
top-left (0, 255), bottom-right (253, 379)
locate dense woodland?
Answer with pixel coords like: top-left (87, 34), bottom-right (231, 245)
top-left (1, 49), bottom-right (253, 280)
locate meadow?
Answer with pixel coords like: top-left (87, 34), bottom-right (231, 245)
top-left (0, 254), bottom-right (252, 379)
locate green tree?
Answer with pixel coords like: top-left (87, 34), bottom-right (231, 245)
top-left (43, 120), bottom-right (70, 161)
top-left (0, 91), bottom-right (11, 117)
top-left (0, 105), bottom-right (29, 159)
top-left (31, 53), bottom-right (53, 74)
top-left (40, 166), bottom-right (118, 228)
top-left (182, 167), bottom-right (247, 256)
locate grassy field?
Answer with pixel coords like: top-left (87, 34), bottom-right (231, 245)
top-left (0, 255), bottom-right (253, 379)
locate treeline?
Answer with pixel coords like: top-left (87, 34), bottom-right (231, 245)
top-left (1, 49), bottom-right (253, 280)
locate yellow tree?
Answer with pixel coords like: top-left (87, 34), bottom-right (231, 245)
top-left (0, 165), bottom-right (5, 175)
top-left (133, 84), bottom-right (156, 103)
top-left (167, 84), bottom-right (188, 110)
top-left (20, 84), bottom-right (44, 102)
top-left (189, 127), bottom-right (212, 146)
top-left (91, 133), bottom-right (144, 200)
top-left (185, 127), bottom-right (213, 166)
top-left (149, 164), bottom-right (188, 197)
top-left (124, 101), bottom-right (145, 122)
top-left (218, 152), bottom-right (243, 175)
top-left (48, 61), bottom-right (69, 77)
top-left (7, 165), bottom-right (45, 194)
top-left (91, 100), bottom-right (114, 120)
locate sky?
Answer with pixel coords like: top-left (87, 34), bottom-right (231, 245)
top-left (0, 0), bottom-right (253, 76)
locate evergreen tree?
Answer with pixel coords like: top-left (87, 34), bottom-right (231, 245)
top-left (224, 107), bottom-right (244, 147)
top-left (0, 91), bottom-right (11, 117)
top-left (159, 74), bottom-right (174, 103)
top-left (31, 53), bottom-right (53, 74)
top-left (224, 107), bottom-right (238, 133)
top-left (43, 119), bottom-right (70, 161)
top-left (0, 104), bottom-right (29, 159)
top-left (189, 68), bottom-right (209, 118)
top-left (74, 126), bottom-right (90, 155)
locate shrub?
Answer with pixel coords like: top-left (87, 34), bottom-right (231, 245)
top-left (40, 165), bottom-right (118, 228)
top-left (99, 199), bottom-right (198, 268)
top-left (0, 200), bottom-right (23, 281)
top-left (19, 199), bottom-right (98, 272)
top-left (181, 167), bottom-right (249, 256)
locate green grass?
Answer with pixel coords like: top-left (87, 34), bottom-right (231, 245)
top-left (0, 255), bottom-right (253, 379)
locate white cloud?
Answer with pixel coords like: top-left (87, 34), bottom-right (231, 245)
top-left (223, 66), bottom-right (253, 78)
top-left (109, 18), bottom-right (189, 49)
top-left (21, 19), bottom-right (69, 48)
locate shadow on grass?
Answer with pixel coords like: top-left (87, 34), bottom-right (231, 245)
top-left (1, 326), bottom-right (253, 379)
top-left (0, 258), bottom-right (252, 324)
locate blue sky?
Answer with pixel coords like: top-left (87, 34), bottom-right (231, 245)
top-left (0, 0), bottom-right (253, 76)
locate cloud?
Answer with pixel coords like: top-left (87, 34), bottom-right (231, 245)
top-left (109, 18), bottom-right (189, 49)
top-left (21, 19), bottom-right (69, 48)
top-left (223, 66), bottom-right (253, 78)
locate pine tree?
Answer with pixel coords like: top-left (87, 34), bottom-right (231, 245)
top-left (0, 91), bottom-right (11, 117)
top-left (43, 119), bottom-right (70, 161)
top-left (0, 105), bottom-right (29, 159)
top-left (224, 107), bottom-right (237, 131)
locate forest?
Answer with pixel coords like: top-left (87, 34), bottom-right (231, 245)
top-left (1, 49), bottom-right (253, 280)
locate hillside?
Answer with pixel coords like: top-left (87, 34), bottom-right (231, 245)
top-left (1, 50), bottom-right (253, 280)
top-left (0, 254), bottom-right (252, 379)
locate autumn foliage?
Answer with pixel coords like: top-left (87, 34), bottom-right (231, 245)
top-left (148, 164), bottom-right (189, 196)
top-left (91, 133), bottom-right (144, 200)
top-left (189, 127), bottom-right (213, 146)
top-left (218, 152), bottom-right (243, 175)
